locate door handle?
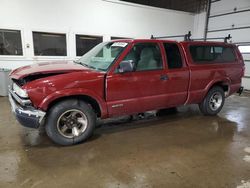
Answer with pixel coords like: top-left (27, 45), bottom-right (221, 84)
top-left (160, 75), bottom-right (168, 81)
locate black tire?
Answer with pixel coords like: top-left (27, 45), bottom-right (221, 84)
top-left (45, 99), bottom-right (96, 146)
top-left (199, 86), bottom-right (225, 116)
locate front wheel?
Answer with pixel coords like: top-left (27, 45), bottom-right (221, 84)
top-left (199, 86), bottom-right (225, 116)
top-left (45, 99), bottom-right (96, 145)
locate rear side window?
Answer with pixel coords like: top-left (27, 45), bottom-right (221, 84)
top-left (164, 43), bottom-right (182, 69)
top-left (190, 45), bottom-right (236, 63)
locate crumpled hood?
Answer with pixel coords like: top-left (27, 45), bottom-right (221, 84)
top-left (10, 61), bottom-right (92, 80)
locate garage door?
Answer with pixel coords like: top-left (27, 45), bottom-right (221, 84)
top-left (206, 0), bottom-right (250, 89)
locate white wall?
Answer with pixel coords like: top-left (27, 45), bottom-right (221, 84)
top-left (0, 0), bottom-right (195, 70)
top-left (193, 11), bottom-right (206, 39)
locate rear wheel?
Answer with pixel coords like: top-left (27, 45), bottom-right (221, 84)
top-left (45, 99), bottom-right (96, 145)
top-left (199, 86), bottom-right (225, 116)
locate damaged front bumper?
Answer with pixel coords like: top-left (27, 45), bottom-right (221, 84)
top-left (8, 89), bottom-right (46, 128)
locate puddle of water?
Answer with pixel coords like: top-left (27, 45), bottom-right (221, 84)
top-left (243, 155), bottom-right (250, 163)
top-left (244, 147), bottom-right (250, 153)
top-left (237, 180), bottom-right (250, 188)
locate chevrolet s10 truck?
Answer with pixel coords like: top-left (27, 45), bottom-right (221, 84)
top-left (8, 39), bottom-right (245, 145)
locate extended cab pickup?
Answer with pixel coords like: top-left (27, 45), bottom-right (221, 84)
top-left (8, 39), bottom-right (245, 145)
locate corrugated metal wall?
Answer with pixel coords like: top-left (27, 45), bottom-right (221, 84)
top-left (206, 0), bottom-right (250, 89)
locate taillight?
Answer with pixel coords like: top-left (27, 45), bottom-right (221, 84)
top-left (235, 46), bottom-right (245, 77)
top-left (242, 65), bottom-right (245, 77)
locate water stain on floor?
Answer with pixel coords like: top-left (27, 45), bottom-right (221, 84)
top-left (1, 94), bottom-right (250, 188)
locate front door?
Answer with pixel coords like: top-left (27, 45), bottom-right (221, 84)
top-left (106, 42), bottom-right (169, 117)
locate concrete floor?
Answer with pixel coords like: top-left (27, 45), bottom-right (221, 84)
top-left (0, 95), bottom-right (250, 188)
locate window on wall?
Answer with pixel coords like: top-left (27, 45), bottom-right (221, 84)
top-left (238, 45), bottom-right (250, 54)
top-left (111, 36), bottom-right (130, 40)
top-left (190, 45), bottom-right (236, 63)
top-left (0, 29), bottom-right (23, 55)
top-left (76, 35), bottom-right (102, 56)
top-left (33, 32), bottom-right (67, 56)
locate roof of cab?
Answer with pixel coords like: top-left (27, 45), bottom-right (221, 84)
top-left (110, 38), bottom-right (178, 43)
top-left (111, 38), bottom-right (234, 45)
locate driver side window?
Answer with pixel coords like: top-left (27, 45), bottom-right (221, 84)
top-left (123, 43), bottom-right (163, 71)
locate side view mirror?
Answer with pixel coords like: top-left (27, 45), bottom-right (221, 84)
top-left (118, 60), bottom-right (134, 73)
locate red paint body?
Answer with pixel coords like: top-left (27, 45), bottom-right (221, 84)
top-left (10, 39), bottom-right (245, 119)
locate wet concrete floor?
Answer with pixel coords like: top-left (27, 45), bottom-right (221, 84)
top-left (0, 94), bottom-right (250, 188)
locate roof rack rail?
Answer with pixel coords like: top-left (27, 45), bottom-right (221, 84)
top-left (151, 31), bottom-right (192, 41)
top-left (192, 34), bottom-right (232, 43)
top-left (150, 31), bottom-right (232, 43)
top-left (232, 41), bottom-right (250, 45)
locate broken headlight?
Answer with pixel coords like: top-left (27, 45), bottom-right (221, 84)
top-left (13, 83), bottom-right (28, 98)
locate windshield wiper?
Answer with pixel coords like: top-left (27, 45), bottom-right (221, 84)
top-left (82, 63), bottom-right (97, 70)
top-left (74, 60), bottom-right (106, 71)
top-left (74, 61), bottom-right (97, 70)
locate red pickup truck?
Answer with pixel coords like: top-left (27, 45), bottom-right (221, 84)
top-left (9, 39), bottom-right (244, 145)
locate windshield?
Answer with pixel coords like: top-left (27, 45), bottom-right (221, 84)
top-left (76, 41), bottom-right (128, 71)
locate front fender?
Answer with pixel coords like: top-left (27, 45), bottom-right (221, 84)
top-left (38, 88), bottom-right (108, 118)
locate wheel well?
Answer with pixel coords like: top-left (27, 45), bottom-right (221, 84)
top-left (47, 95), bottom-right (102, 117)
top-left (212, 82), bottom-right (229, 94)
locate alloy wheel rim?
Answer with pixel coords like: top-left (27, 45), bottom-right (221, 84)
top-left (209, 92), bottom-right (223, 111)
top-left (57, 109), bottom-right (88, 138)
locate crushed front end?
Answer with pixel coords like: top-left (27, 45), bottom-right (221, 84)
top-left (8, 81), bottom-right (46, 128)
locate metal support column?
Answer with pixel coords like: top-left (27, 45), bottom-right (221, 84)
top-left (204, 0), bottom-right (211, 40)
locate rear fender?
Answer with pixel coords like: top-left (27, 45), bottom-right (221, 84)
top-left (204, 78), bottom-right (231, 97)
